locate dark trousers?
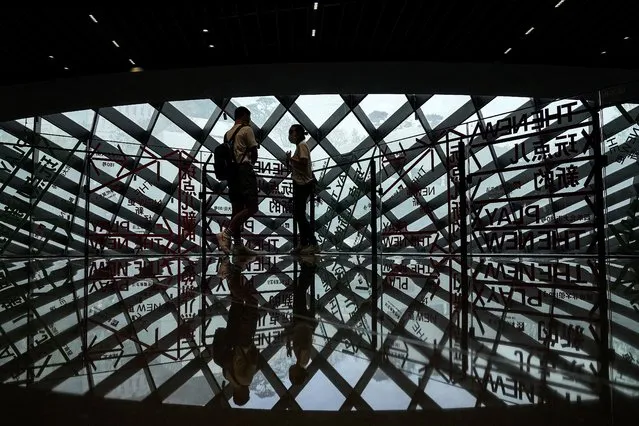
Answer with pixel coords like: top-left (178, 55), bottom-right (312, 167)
top-left (293, 181), bottom-right (317, 246)
top-left (228, 163), bottom-right (259, 245)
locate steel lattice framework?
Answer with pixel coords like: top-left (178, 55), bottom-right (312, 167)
top-left (1, 93), bottom-right (639, 409)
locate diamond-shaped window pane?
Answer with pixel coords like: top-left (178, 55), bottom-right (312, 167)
top-left (114, 103), bottom-right (157, 131)
top-left (425, 379), bottom-right (476, 409)
top-left (63, 109), bottom-right (95, 131)
top-left (361, 369), bottom-right (411, 410)
top-left (163, 376), bottom-right (215, 406)
top-left (452, 112), bottom-right (480, 142)
top-left (326, 112), bottom-right (370, 155)
top-left (474, 97), bottom-right (535, 154)
top-left (383, 113), bottom-right (426, 152)
top-left (40, 118), bottom-right (70, 137)
top-left (479, 96), bottom-right (531, 121)
top-left (209, 115), bottom-right (235, 144)
top-left (170, 99), bottom-right (218, 129)
top-left (0, 128), bottom-right (19, 144)
top-left (295, 94), bottom-right (345, 127)
top-left (327, 349), bottom-right (369, 387)
top-left (420, 95), bottom-right (471, 128)
top-left (10, 117), bottom-right (35, 133)
top-left (296, 370), bottom-right (346, 410)
top-left (232, 96), bottom-right (279, 128)
top-left (40, 119), bottom-right (80, 150)
top-left (267, 111), bottom-right (299, 153)
top-left (94, 117), bottom-right (140, 156)
top-left (151, 114), bottom-right (197, 151)
top-left (360, 94), bottom-right (408, 129)
top-left (310, 143), bottom-right (332, 163)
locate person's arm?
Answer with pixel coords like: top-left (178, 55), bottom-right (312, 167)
top-left (249, 146), bottom-right (258, 164)
top-left (245, 127), bottom-right (259, 164)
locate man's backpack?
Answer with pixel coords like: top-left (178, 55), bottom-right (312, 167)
top-left (213, 124), bottom-right (247, 180)
top-left (212, 327), bottom-right (229, 367)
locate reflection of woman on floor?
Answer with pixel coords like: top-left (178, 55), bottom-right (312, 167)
top-left (213, 256), bottom-right (260, 406)
top-left (285, 257), bottom-right (318, 385)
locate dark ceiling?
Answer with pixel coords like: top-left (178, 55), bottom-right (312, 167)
top-left (0, 0), bottom-right (636, 87)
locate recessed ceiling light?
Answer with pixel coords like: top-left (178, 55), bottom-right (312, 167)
top-left (314, 2), bottom-right (319, 9)
top-left (129, 59), bottom-right (136, 65)
top-left (209, 44), bottom-right (215, 48)
top-left (48, 55), bottom-right (54, 59)
top-left (202, 29), bottom-right (208, 33)
top-left (504, 47), bottom-right (512, 54)
top-left (64, 66), bottom-right (69, 70)
top-left (525, 26), bottom-right (534, 35)
top-left (624, 36), bottom-right (630, 40)
top-left (554, 0), bottom-right (565, 7)
top-left (112, 40), bottom-right (120, 48)
top-left (311, 29), bottom-right (316, 37)
top-left (601, 51), bottom-right (607, 54)
top-left (89, 14), bottom-right (98, 23)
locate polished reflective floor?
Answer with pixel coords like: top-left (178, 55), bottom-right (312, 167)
top-left (0, 254), bottom-right (638, 412)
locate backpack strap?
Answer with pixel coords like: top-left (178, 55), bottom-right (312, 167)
top-left (224, 124), bottom-right (249, 163)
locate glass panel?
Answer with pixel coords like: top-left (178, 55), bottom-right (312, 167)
top-left (478, 96), bottom-right (531, 122)
top-left (295, 94), bottom-right (345, 127)
top-left (94, 116), bottom-right (140, 155)
top-left (114, 103), bottom-right (157, 130)
top-left (383, 112), bottom-right (426, 149)
top-left (232, 96), bottom-right (280, 128)
top-left (296, 371), bottom-right (346, 410)
top-left (361, 369), bottom-right (411, 409)
top-left (0, 128), bottom-right (19, 144)
top-left (170, 99), bottom-right (218, 129)
top-left (40, 119), bottom-right (80, 150)
top-left (326, 112), bottom-right (369, 155)
top-left (63, 109), bottom-right (95, 130)
top-left (420, 95), bottom-right (471, 128)
top-left (209, 114), bottom-right (235, 143)
top-left (267, 111), bottom-right (298, 153)
top-left (151, 114), bottom-right (197, 151)
top-left (359, 94), bottom-right (408, 128)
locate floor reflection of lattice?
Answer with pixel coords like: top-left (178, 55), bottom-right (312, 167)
top-left (1, 254), bottom-right (637, 411)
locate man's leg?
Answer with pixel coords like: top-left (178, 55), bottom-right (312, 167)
top-left (217, 178), bottom-right (239, 254)
top-left (227, 164), bottom-right (259, 253)
top-left (231, 199), bottom-right (244, 247)
top-left (297, 183), bottom-right (318, 253)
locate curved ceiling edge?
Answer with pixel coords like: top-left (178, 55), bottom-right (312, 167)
top-left (0, 61), bottom-right (638, 121)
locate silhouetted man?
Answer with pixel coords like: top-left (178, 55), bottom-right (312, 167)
top-left (217, 106), bottom-right (259, 255)
top-left (213, 256), bottom-right (259, 406)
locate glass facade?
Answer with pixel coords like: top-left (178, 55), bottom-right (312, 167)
top-left (0, 91), bottom-right (638, 411)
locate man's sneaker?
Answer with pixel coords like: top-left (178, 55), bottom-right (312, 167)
top-left (289, 244), bottom-right (304, 255)
top-left (299, 244), bottom-right (320, 255)
top-left (233, 244), bottom-right (259, 256)
top-left (216, 231), bottom-right (232, 254)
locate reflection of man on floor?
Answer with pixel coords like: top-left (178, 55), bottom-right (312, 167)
top-left (285, 256), bottom-right (318, 385)
top-left (213, 256), bottom-right (259, 406)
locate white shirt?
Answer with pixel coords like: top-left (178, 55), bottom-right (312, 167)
top-left (292, 141), bottom-right (314, 185)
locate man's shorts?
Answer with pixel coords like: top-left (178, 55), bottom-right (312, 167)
top-left (229, 163), bottom-right (258, 207)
